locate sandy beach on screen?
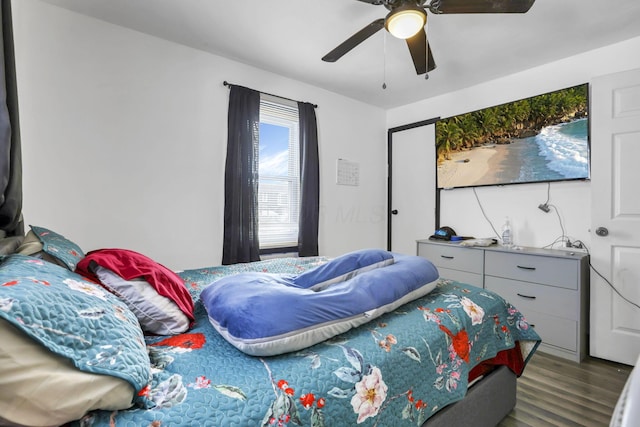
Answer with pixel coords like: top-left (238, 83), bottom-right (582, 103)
top-left (437, 142), bottom-right (522, 188)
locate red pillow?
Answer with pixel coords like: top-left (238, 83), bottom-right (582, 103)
top-left (76, 249), bottom-right (194, 324)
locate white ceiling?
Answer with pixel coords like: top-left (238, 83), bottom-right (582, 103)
top-left (39, 0), bottom-right (640, 109)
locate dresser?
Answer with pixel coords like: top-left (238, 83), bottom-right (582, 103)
top-left (417, 240), bottom-right (589, 362)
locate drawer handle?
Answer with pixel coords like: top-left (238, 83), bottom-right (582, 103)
top-left (440, 255), bottom-right (454, 260)
top-left (516, 265), bottom-right (536, 271)
top-left (516, 293), bottom-right (537, 300)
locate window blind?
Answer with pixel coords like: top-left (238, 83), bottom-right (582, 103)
top-left (258, 96), bottom-right (300, 249)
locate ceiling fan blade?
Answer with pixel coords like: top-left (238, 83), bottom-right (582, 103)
top-left (354, 0), bottom-right (385, 4)
top-left (322, 18), bottom-right (385, 62)
top-left (428, 0), bottom-right (535, 14)
top-left (406, 27), bottom-right (436, 75)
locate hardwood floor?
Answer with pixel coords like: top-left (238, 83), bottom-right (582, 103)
top-left (498, 351), bottom-right (633, 427)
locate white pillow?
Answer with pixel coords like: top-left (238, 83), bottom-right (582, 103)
top-left (93, 265), bottom-right (190, 335)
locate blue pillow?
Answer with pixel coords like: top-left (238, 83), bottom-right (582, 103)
top-left (202, 253), bottom-right (439, 356)
top-left (29, 225), bottom-right (85, 270)
top-left (0, 254), bottom-right (151, 407)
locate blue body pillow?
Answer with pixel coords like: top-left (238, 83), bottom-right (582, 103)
top-left (201, 250), bottom-right (439, 356)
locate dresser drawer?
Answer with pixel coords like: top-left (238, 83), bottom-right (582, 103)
top-left (526, 310), bottom-right (578, 353)
top-left (485, 251), bottom-right (579, 289)
top-left (485, 276), bottom-right (578, 320)
top-left (418, 243), bottom-right (484, 275)
top-left (437, 267), bottom-right (484, 288)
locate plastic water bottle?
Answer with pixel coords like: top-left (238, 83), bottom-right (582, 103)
top-left (502, 217), bottom-right (513, 248)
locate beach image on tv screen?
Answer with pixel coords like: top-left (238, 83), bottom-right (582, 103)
top-left (436, 84), bottom-right (589, 189)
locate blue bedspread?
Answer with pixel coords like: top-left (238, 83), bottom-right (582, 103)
top-left (74, 257), bottom-right (540, 427)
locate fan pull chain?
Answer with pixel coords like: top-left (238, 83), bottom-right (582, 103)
top-left (382, 31), bottom-right (387, 90)
top-left (424, 23), bottom-right (430, 80)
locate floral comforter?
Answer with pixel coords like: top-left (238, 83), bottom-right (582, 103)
top-left (75, 257), bottom-right (540, 427)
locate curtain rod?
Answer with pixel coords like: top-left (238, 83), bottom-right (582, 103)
top-left (223, 81), bottom-right (317, 108)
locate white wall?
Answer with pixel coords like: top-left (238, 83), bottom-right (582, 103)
top-left (12, 0), bottom-right (388, 269)
top-left (387, 36), bottom-right (640, 250)
top-left (13, 0), bottom-right (640, 270)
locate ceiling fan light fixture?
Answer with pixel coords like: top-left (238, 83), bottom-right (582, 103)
top-left (385, 7), bottom-right (426, 39)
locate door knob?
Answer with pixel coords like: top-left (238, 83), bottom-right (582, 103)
top-left (391, 210), bottom-right (398, 215)
top-left (595, 227), bottom-right (609, 237)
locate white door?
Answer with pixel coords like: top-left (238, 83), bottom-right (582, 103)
top-left (389, 122), bottom-right (436, 255)
top-left (590, 68), bottom-right (640, 366)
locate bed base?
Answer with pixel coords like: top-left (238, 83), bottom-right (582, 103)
top-left (423, 365), bottom-right (517, 427)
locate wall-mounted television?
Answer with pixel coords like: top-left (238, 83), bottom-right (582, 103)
top-left (436, 84), bottom-right (590, 189)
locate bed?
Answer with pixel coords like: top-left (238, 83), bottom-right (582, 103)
top-left (0, 225), bottom-right (541, 427)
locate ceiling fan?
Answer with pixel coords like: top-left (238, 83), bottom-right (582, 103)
top-left (322, 0), bottom-right (536, 75)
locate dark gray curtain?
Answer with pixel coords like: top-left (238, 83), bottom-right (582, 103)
top-left (222, 85), bottom-right (260, 265)
top-left (297, 102), bottom-right (319, 257)
top-left (0, 1), bottom-right (21, 236)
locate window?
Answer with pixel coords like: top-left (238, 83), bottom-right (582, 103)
top-left (258, 95), bottom-right (300, 250)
